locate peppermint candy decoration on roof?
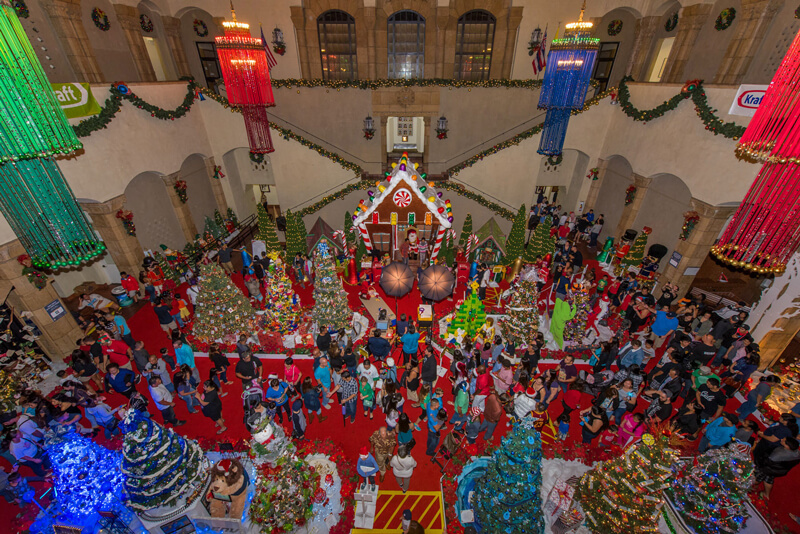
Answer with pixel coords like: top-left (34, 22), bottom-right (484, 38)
top-left (393, 189), bottom-right (412, 208)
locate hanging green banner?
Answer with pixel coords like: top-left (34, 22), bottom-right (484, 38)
top-left (50, 82), bottom-right (101, 118)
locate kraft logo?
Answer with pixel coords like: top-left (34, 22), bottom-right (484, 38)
top-left (737, 90), bottom-right (764, 109)
top-left (54, 83), bottom-right (89, 108)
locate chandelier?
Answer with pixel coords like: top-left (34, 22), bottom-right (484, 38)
top-left (0, 1), bottom-right (104, 268)
top-left (536, 2), bottom-right (599, 156)
top-left (712, 27), bottom-right (800, 274)
top-left (215, 3), bottom-right (275, 154)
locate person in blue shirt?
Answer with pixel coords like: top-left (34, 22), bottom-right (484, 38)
top-left (367, 330), bottom-right (392, 361)
top-left (264, 377), bottom-right (291, 424)
top-left (425, 398), bottom-right (446, 456)
top-left (617, 339), bottom-right (644, 369)
top-left (651, 307), bottom-right (679, 348)
top-left (356, 446), bottom-right (379, 491)
top-left (313, 357), bottom-right (333, 409)
top-left (173, 339), bottom-right (199, 384)
top-left (105, 312), bottom-right (136, 348)
top-left (699, 413), bottom-right (739, 453)
top-left (399, 325), bottom-right (420, 367)
top-left (103, 363), bottom-right (136, 398)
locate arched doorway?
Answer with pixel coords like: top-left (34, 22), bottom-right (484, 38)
top-left (180, 154), bottom-right (218, 234)
top-left (137, 0), bottom-right (177, 80)
top-left (593, 155), bottom-right (633, 239)
top-left (533, 149), bottom-right (591, 215)
top-left (124, 172), bottom-right (185, 251)
top-left (631, 173), bottom-right (692, 269)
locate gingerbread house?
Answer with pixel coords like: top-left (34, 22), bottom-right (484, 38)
top-left (352, 153), bottom-right (453, 261)
top-left (306, 217), bottom-right (343, 256)
top-left (474, 217), bottom-right (507, 265)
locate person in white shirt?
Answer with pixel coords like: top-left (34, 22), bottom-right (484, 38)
top-left (77, 293), bottom-right (119, 311)
top-left (144, 354), bottom-right (173, 392)
top-left (389, 445), bottom-right (417, 493)
top-left (9, 431), bottom-right (50, 477)
top-left (148, 376), bottom-right (185, 426)
top-left (356, 359), bottom-right (380, 385)
top-left (84, 399), bottom-right (123, 439)
top-left (186, 283), bottom-right (200, 306)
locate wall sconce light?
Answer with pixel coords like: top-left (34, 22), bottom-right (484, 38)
top-left (528, 27), bottom-right (543, 56)
top-left (436, 116), bottom-right (448, 140)
top-left (402, 135), bottom-right (408, 142)
top-left (363, 116), bottom-right (375, 140)
top-left (271, 27), bottom-right (286, 55)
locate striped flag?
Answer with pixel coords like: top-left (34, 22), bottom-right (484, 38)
top-left (260, 25), bottom-right (277, 71)
top-left (532, 30), bottom-right (547, 76)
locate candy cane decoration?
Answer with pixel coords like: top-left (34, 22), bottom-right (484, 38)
top-left (333, 230), bottom-right (346, 248)
top-left (429, 226), bottom-right (447, 262)
top-left (358, 224), bottom-right (373, 253)
top-left (465, 233), bottom-right (478, 259)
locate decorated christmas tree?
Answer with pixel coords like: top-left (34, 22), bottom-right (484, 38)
top-left (447, 282), bottom-right (487, 338)
top-left (203, 215), bottom-right (224, 241)
top-left (563, 281), bottom-right (590, 343)
top-left (155, 251), bottom-right (179, 286)
top-left (577, 432), bottom-right (678, 533)
top-left (622, 227), bottom-right (651, 266)
top-left (504, 204), bottom-right (527, 265)
top-left (257, 204), bottom-right (281, 254)
top-left (311, 242), bottom-right (352, 329)
top-left (439, 228), bottom-right (456, 266)
top-left (285, 210), bottom-right (308, 257)
top-left (343, 210), bottom-right (354, 248)
top-left (43, 431), bottom-right (126, 525)
top-left (214, 209), bottom-right (227, 234)
top-left (665, 445), bottom-right (754, 534)
top-left (250, 455), bottom-right (320, 533)
top-left (264, 257), bottom-right (301, 333)
top-left (458, 213), bottom-right (473, 249)
top-left (226, 207), bottom-right (239, 227)
top-left (120, 411), bottom-right (207, 512)
top-left (525, 216), bottom-right (556, 262)
top-left (472, 417), bottom-right (545, 534)
top-left (499, 279), bottom-right (539, 346)
top-left (193, 262), bottom-right (257, 341)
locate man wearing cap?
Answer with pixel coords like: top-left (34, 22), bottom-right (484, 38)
top-left (699, 412), bottom-right (739, 452)
top-left (368, 330), bottom-right (391, 362)
top-left (369, 426), bottom-right (397, 482)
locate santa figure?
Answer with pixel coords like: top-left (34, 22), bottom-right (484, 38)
top-left (407, 227), bottom-right (419, 262)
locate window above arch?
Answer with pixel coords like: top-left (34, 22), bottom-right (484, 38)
top-left (388, 10), bottom-right (425, 79)
top-left (454, 10), bottom-right (495, 81)
top-left (317, 10), bottom-right (358, 80)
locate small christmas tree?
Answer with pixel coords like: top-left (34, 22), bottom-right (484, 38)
top-left (43, 431), bottom-right (126, 524)
top-left (155, 251), bottom-right (179, 286)
top-left (285, 210), bottom-right (308, 257)
top-left (447, 282), bottom-right (487, 338)
top-left (264, 259), bottom-right (301, 333)
top-left (439, 229), bottom-right (456, 266)
top-left (525, 216), bottom-right (556, 262)
top-left (665, 446), bottom-right (754, 534)
top-left (499, 279), bottom-right (539, 346)
top-left (256, 204), bottom-right (281, 254)
top-left (563, 281), bottom-right (590, 342)
top-left (226, 207), bottom-right (239, 227)
top-left (203, 215), bottom-right (224, 241)
top-left (343, 210), bottom-right (354, 248)
top-left (311, 242), bottom-right (352, 329)
top-left (121, 412), bottom-right (207, 512)
top-left (577, 432), bottom-right (679, 533)
top-left (622, 227), bottom-right (651, 266)
top-left (214, 209), bottom-right (227, 234)
top-left (504, 204), bottom-right (527, 265)
top-left (193, 262), bottom-right (257, 341)
top-left (458, 213), bottom-right (473, 249)
top-left (472, 417), bottom-right (545, 534)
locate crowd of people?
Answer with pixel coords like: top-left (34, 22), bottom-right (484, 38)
top-left (2, 225), bottom-right (800, 532)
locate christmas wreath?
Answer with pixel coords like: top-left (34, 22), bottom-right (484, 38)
top-left (607, 19), bottom-right (623, 36)
top-left (679, 211), bottom-right (700, 241)
top-left (363, 128), bottom-right (375, 140)
top-left (140, 14), bottom-right (154, 33)
top-left (174, 179), bottom-right (188, 203)
top-left (193, 18), bottom-right (208, 37)
top-left (18, 255), bottom-right (47, 290)
top-left (665, 11), bottom-right (678, 32)
top-left (12, 0), bottom-right (29, 18)
top-left (436, 126), bottom-right (448, 140)
top-left (273, 42), bottom-right (286, 56)
top-left (91, 7), bottom-right (110, 31)
top-left (796, 5), bottom-right (800, 19)
top-left (249, 152), bottom-right (266, 164)
top-left (714, 8), bottom-right (736, 31)
top-left (624, 185), bottom-right (637, 205)
top-left (116, 209), bottom-right (136, 236)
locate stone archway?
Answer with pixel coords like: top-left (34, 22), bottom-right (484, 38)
top-left (180, 154), bottom-right (219, 234)
top-left (589, 154), bottom-right (634, 240)
top-left (124, 172), bottom-right (185, 251)
top-left (631, 172), bottom-right (692, 268)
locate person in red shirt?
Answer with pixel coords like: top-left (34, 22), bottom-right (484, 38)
top-left (472, 365), bottom-right (492, 412)
top-left (284, 357), bottom-right (302, 395)
top-left (101, 338), bottom-right (134, 370)
top-left (120, 271), bottom-right (140, 303)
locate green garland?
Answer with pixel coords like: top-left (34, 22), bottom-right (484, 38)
top-left (271, 78), bottom-right (544, 90)
top-left (617, 76), bottom-right (746, 139)
top-left (662, 509), bottom-right (677, 534)
top-left (437, 181), bottom-right (515, 220)
top-left (296, 181), bottom-right (370, 217)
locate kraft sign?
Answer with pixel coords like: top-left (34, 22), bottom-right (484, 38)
top-left (50, 83), bottom-right (101, 119)
top-left (728, 84), bottom-right (768, 117)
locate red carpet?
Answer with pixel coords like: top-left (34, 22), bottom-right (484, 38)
top-left (2, 268), bottom-right (799, 533)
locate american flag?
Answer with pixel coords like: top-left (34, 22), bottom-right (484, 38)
top-left (260, 26), bottom-right (277, 71)
top-left (532, 30), bottom-right (547, 76)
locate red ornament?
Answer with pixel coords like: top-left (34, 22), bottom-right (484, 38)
top-left (325, 473), bottom-right (334, 485)
top-left (216, 14), bottom-right (275, 154)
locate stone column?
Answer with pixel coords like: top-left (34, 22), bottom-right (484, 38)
top-left (163, 173), bottom-right (198, 242)
top-left (659, 199), bottom-right (736, 291)
top-left (290, 7), bottom-right (311, 79)
top-left (364, 7), bottom-right (378, 80)
top-left (422, 116), bottom-right (432, 167)
top-left (713, 0), bottom-right (782, 85)
top-left (162, 16), bottom-right (191, 79)
top-left (661, 3), bottom-right (713, 83)
top-left (614, 173), bottom-right (652, 238)
top-left (583, 158), bottom-right (608, 212)
top-left (380, 117), bottom-right (389, 167)
top-left (114, 4), bottom-right (157, 82)
top-left (80, 196), bottom-right (144, 278)
top-left (0, 241), bottom-right (83, 360)
top-left (40, 0), bottom-right (103, 83)
top-left (435, 7), bottom-right (450, 79)
top-left (499, 7), bottom-right (524, 79)
top-left (203, 157), bottom-right (230, 213)
top-left (626, 16), bottom-right (660, 79)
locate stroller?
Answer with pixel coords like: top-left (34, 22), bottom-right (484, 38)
top-left (242, 383), bottom-right (266, 432)
top-left (581, 369), bottom-right (615, 398)
top-left (431, 427), bottom-right (467, 472)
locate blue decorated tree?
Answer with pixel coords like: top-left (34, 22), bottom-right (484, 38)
top-left (120, 411), bottom-right (207, 512)
top-left (311, 242), bottom-right (351, 329)
top-left (44, 431), bottom-right (127, 525)
top-left (472, 418), bottom-right (545, 534)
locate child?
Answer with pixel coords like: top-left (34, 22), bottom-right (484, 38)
top-left (168, 297), bottom-right (185, 328)
top-left (385, 357), bottom-right (398, 384)
top-left (617, 412), bottom-right (646, 447)
top-left (120, 271), bottom-right (140, 303)
top-left (176, 295), bottom-right (191, 322)
top-left (244, 274), bottom-right (263, 303)
top-left (159, 347), bottom-right (177, 371)
top-left (557, 413), bottom-right (570, 440)
top-left (734, 419), bottom-right (758, 446)
top-left (291, 399), bottom-right (306, 439)
top-left (360, 377), bottom-right (375, 419)
top-left (385, 398), bottom-right (399, 431)
top-left (642, 339), bottom-right (656, 364)
top-left (480, 343), bottom-right (492, 369)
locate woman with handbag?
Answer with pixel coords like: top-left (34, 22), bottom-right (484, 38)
top-left (390, 445), bottom-right (417, 494)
